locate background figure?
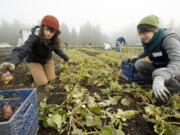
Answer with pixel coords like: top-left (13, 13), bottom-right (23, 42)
top-left (104, 42), bottom-right (112, 50)
top-left (64, 42), bottom-right (69, 49)
top-left (116, 36), bottom-right (126, 52)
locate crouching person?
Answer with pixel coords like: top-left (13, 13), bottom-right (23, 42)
top-left (130, 15), bottom-right (180, 102)
top-left (0, 15), bottom-right (74, 101)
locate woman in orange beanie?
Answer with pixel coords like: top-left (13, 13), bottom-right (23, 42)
top-left (0, 15), bottom-right (74, 101)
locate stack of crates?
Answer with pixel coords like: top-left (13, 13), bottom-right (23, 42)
top-left (0, 88), bottom-right (39, 135)
top-left (120, 60), bottom-right (145, 83)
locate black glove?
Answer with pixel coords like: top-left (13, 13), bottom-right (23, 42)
top-left (127, 56), bottom-right (139, 63)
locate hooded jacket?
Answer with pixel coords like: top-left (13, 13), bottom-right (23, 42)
top-left (139, 28), bottom-right (180, 81)
top-left (6, 26), bottom-right (69, 66)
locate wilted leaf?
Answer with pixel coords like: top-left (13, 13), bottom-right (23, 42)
top-left (46, 113), bottom-right (66, 130)
top-left (85, 115), bottom-right (102, 127)
top-left (144, 105), bottom-right (162, 116)
top-left (116, 109), bottom-right (139, 121)
top-left (98, 96), bottom-right (119, 107)
top-left (71, 125), bottom-right (84, 135)
top-left (87, 96), bottom-right (101, 113)
top-left (121, 97), bottom-right (132, 106)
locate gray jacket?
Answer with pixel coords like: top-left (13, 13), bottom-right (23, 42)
top-left (138, 29), bottom-right (180, 81)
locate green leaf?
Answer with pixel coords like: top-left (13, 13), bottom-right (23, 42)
top-left (115, 127), bottom-right (125, 135)
top-left (144, 105), bottom-right (162, 116)
top-left (116, 109), bottom-right (139, 121)
top-left (46, 113), bottom-right (66, 129)
top-left (120, 97), bottom-right (132, 106)
top-left (174, 111), bottom-right (180, 119)
top-left (100, 127), bottom-right (115, 135)
top-left (85, 115), bottom-right (102, 127)
top-left (90, 106), bottom-right (101, 113)
top-left (71, 125), bottom-right (84, 135)
top-left (98, 96), bottom-right (119, 107)
top-left (87, 96), bottom-right (101, 113)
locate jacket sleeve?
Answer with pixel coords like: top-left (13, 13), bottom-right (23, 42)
top-left (152, 35), bottom-right (180, 81)
top-left (137, 51), bottom-right (147, 59)
top-left (53, 49), bottom-right (70, 62)
top-left (5, 34), bottom-right (37, 66)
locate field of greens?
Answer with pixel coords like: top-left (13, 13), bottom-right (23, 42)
top-left (0, 47), bottom-right (180, 135)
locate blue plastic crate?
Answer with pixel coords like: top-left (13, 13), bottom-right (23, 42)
top-left (120, 60), bottom-right (145, 83)
top-left (0, 88), bottom-right (39, 135)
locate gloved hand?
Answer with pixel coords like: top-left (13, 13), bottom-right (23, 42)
top-left (1, 71), bottom-right (14, 84)
top-left (0, 62), bottom-right (15, 72)
top-left (127, 56), bottom-right (139, 63)
top-left (152, 76), bottom-right (171, 102)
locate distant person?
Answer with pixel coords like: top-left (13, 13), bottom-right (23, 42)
top-left (0, 15), bottom-right (75, 101)
top-left (64, 42), bottom-right (69, 49)
top-left (116, 37), bottom-right (126, 52)
top-left (64, 42), bottom-right (69, 47)
top-left (104, 42), bottom-right (112, 50)
top-left (129, 15), bottom-right (180, 102)
top-left (88, 42), bottom-right (92, 46)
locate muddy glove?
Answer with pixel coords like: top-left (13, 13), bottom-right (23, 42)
top-left (1, 71), bottom-right (14, 84)
top-left (66, 59), bottom-right (77, 65)
top-left (152, 76), bottom-right (171, 102)
top-left (0, 62), bottom-right (15, 72)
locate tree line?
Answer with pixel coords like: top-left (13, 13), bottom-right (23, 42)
top-left (0, 20), bottom-right (109, 47)
top-left (0, 19), bottom-right (180, 47)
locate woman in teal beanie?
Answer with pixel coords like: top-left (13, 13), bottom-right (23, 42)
top-left (131, 15), bottom-right (180, 102)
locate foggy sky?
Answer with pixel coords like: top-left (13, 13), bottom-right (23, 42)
top-left (0, 0), bottom-right (180, 34)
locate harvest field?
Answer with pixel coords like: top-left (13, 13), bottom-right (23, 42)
top-left (0, 47), bottom-right (180, 135)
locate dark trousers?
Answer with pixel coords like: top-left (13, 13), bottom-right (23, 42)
top-left (135, 59), bottom-right (180, 93)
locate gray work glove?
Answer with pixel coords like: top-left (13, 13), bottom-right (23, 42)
top-left (0, 62), bottom-right (15, 72)
top-left (152, 76), bottom-right (171, 102)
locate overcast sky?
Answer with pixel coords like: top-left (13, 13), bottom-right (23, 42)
top-left (0, 0), bottom-right (180, 34)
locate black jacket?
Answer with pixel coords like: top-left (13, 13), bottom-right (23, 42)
top-left (6, 26), bottom-right (69, 66)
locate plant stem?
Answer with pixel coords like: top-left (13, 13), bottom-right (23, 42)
top-left (169, 122), bottom-right (180, 125)
top-left (67, 115), bottom-right (72, 135)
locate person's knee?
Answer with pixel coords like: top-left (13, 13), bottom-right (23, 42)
top-left (175, 75), bottom-right (180, 82)
top-left (165, 78), bottom-right (180, 94)
top-left (135, 60), bottom-right (145, 71)
top-left (48, 76), bottom-right (56, 82)
top-left (46, 72), bottom-right (56, 81)
top-left (45, 68), bottom-right (56, 81)
top-left (35, 79), bottom-right (48, 87)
